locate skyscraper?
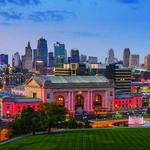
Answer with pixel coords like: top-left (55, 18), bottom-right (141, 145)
top-left (37, 38), bottom-right (48, 67)
top-left (48, 52), bottom-right (54, 67)
top-left (144, 54), bottom-right (150, 70)
top-left (22, 42), bottom-right (32, 71)
top-left (33, 49), bottom-right (38, 67)
top-left (123, 48), bottom-right (130, 67)
top-left (54, 42), bottom-right (67, 68)
top-left (0, 54), bottom-right (8, 66)
top-left (12, 52), bottom-right (21, 67)
top-left (107, 48), bottom-right (115, 64)
top-left (69, 49), bottom-right (80, 63)
top-left (88, 56), bottom-right (98, 64)
top-left (129, 54), bottom-right (139, 68)
top-left (80, 54), bottom-right (87, 63)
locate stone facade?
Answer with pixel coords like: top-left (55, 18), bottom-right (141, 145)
top-left (25, 76), bottom-right (114, 113)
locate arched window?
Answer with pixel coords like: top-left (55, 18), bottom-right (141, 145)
top-left (93, 94), bottom-right (102, 106)
top-left (56, 96), bottom-right (65, 106)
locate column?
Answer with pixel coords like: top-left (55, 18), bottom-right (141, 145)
top-left (66, 92), bottom-right (70, 111)
top-left (87, 91), bottom-right (90, 112)
top-left (50, 91), bottom-right (54, 102)
top-left (104, 91), bottom-right (108, 109)
top-left (90, 91), bottom-right (93, 112)
top-left (70, 92), bottom-right (75, 113)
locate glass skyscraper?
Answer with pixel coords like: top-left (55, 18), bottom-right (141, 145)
top-left (48, 52), bottom-right (54, 67)
top-left (0, 54), bottom-right (8, 66)
top-left (37, 38), bottom-right (48, 67)
top-left (69, 49), bottom-right (80, 63)
top-left (54, 42), bottom-right (67, 68)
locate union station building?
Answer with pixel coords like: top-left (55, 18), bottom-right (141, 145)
top-left (24, 75), bottom-right (114, 114)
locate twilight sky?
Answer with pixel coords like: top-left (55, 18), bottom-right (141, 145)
top-left (0, 0), bottom-right (150, 63)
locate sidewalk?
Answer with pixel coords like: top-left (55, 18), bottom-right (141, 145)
top-left (0, 134), bottom-right (29, 145)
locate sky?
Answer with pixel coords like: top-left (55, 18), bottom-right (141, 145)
top-left (0, 0), bottom-right (150, 64)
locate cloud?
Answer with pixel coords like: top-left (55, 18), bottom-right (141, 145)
top-left (29, 10), bottom-right (75, 22)
top-left (118, 0), bottom-right (139, 4)
top-left (0, 0), bottom-right (40, 6)
top-left (71, 31), bottom-right (102, 38)
top-left (0, 10), bottom-right (23, 21)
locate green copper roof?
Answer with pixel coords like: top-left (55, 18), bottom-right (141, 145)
top-left (33, 75), bottom-right (109, 85)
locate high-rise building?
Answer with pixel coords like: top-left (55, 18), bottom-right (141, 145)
top-left (129, 54), bottom-right (139, 68)
top-left (80, 54), bottom-right (87, 63)
top-left (22, 42), bottom-right (32, 71)
top-left (37, 38), bottom-right (48, 67)
top-left (33, 49), bottom-right (38, 67)
top-left (54, 42), bottom-right (67, 68)
top-left (0, 54), bottom-right (8, 66)
top-left (144, 55), bottom-right (150, 70)
top-left (35, 60), bottom-right (44, 72)
top-left (106, 64), bottom-right (132, 93)
top-left (69, 49), bottom-right (80, 63)
top-left (107, 48), bottom-right (115, 64)
top-left (115, 68), bottom-right (132, 93)
top-left (48, 52), bottom-right (54, 67)
top-left (12, 52), bottom-right (21, 68)
top-left (88, 56), bottom-right (98, 64)
top-left (123, 48), bottom-right (130, 67)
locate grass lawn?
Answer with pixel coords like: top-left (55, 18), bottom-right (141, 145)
top-left (1, 128), bottom-right (150, 150)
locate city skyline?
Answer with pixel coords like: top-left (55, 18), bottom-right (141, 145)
top-left (0, 0), bottom-right (150, 63)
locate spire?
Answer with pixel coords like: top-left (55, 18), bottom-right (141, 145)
top-left (27, 41), bottom-right (31, 49)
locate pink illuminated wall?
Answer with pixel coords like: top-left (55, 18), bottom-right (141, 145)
top-left (1, 100), bottom-right (41, 118)
top-left (114, 96), bottom-right (142, 109)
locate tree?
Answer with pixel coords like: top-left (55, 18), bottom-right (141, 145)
top-left (66, 117), bottom-right (78, 129)
top-left (9, 107), bottom-right (41, 135)
top-left (0, 119), bottom-right (2, 125)
top-left (39, 102), bottom-right (68, 133)
top-left (147, 107), bottom-right (150, 114)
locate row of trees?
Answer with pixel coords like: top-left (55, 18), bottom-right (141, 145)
top-left (9, 102), bottom-right (91, 136)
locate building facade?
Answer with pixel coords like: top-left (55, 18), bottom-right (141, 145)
top-left (24, 75), bottom-right (114, 114)
top-left (0, 54), bottom-right (8, 66)
top-left (107, 48), bottom-right (115, 64)
top-left (80, 54), bottom-right (87, 63)
top-left (88, 56), bottom-right (98, 64)
top-left (22, 42), bottom-right (32, 71)
top-left (37, 38), bottom-right (48, 67)
top-left (114, 68), bottom-right (132, 93)
top-left (0, 96), bottom-right (40, 118)
top-left (123, 48), bottom-right (130, 67)
top-left (54, 42), bottom-right (67, 68)
top-left (12, 52), bottom-right (21, 68)
top-left (33, 49), bottom-right (38, 67)
top-left (129, 54), bottom-right (139, 68)
top-left (144, 54), bottom-right (150, 70)
top-left (69, 49), bottom-right (80, 63)
top-left (114, 94), bottom-right (142, 110)
top-left (48, 52), bottom-right (54, 67)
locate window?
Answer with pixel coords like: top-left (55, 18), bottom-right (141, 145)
top-left (56, 96), bottom-right (65, 106)
top-left (76, 95), bottom-right (84, 106)
top-left (93, 94), bottom-right (102, 107)
top-left (110, 91), bottom-right (113, 96)
top-left (47, 93), bottom-right (50, 99)
top-left (33, 92), bottom-right (37, 98)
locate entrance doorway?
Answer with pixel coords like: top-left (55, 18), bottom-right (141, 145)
top-left (75, 95), bottom-right (84, 114)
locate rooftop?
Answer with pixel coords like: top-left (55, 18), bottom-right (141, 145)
top-left (32, 75), bottom-right (110, 85)
top-left (0, 92), bottom-right (40, 103)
